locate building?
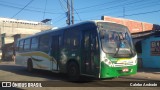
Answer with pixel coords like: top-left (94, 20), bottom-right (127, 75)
top-left (0, 17), bottom-right (52, 48)
top-left (101, 16), bottom-right (160, 34)
top-left (141, 32), bottom-right (160, 68)
top-left (0, 17), bottom-right (52, 60)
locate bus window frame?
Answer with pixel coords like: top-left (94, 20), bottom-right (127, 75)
top-left (18, 40), bottom-right (24, 51)
top-left (39, 34), bottom-right (50, 53)
top-left (23, 38), bottom-right (31, 51)
top-left (30, 37), bottom-right (39, 51)
top-left (64, 29), bottom-right (80, 50)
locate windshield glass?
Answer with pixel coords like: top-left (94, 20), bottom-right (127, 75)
top-left (98, 22), bottom-right (136, 57)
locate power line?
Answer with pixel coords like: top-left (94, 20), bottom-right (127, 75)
top-left (53, 14), bottom-right (65, 22)
top-left (0, 3), bottom-right (64, 14)
top-left (59, 0), bottom-right (159, 22)
top-left (118, 9), bottom-right (160, 17)
top-left (0, 0), bottom-right (58, 11)
top-left (53, 16), bottom-right (67, 24)
top-left (12, 0), bottom-right (34, 18)
top-left (58, 0), bottom-right (67, 12)
top-left (43, 0), bottom-right (48, 19)
top-left (79, 0), bottom-right (146, 13)
top-left (76, 0), bottom-right (125, 10)
top-left (126, 1), bottom-right (160, 12)
top-left (63, 0), bottom-right (81, 21)
top-left (80, 1), bottom-right (160, 20)
top-left (100, 0), bottom-right (160, 17)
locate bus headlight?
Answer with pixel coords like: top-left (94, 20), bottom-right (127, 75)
top-left (131, 55), bottom-right (137, 65)
top-left (104, 58), bottom-right (113, 67)
top-left (101, 51), bottom-right (113, 67)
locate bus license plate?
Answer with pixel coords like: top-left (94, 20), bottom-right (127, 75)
top-left (122, 68), bottom-right (129, 72)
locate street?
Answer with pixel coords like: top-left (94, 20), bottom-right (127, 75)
top-left (0, 61), bottom-right (160, 90)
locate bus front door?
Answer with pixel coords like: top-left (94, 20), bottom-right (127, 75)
top-left (51, 35), bottom-right (60, 71)
top-left (82, 30), bottom-right (99, 76)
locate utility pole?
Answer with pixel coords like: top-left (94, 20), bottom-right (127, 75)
top-left (66, 0), bottom-right (74, 25)
top-left (71, 0), bottom-right (74, 25)
top-left (67, 0), bottom-right (71, 25)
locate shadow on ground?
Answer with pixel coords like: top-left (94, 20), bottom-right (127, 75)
top-left (0, 62), bottom-right (113, 83)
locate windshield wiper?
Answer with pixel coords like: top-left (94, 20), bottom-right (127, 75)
top-left (114, 41), bottom-right (121, 57)
top-left (114, 34), bottom-right (121, 57)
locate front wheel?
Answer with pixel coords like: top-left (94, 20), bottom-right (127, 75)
top-left (67, 62), bottom-right (80, 81)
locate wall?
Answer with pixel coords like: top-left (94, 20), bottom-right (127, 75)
top-left (0, 27), bottom-right (41, 35)
top-left (102, 16), bottom-right (160, 33)
top-left (0, 17), bottom-right (53, 47)
top-left (142, 36), bottom-right (160, 68)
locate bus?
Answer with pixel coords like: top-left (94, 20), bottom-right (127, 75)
top-left (15, 20), bottom-right (137, 80)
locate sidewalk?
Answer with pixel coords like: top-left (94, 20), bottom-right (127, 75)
top-left (0, 61), bottom-right (15, 65)
top-left (132, 68), bottom-right (160, 81)
top-left (138, 68), bottom-right (160, 74)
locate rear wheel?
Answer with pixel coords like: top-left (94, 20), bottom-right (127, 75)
top-left (27, 59), bottom-right (33, 72)
top-left (67, 62), bottom-right (80, 81)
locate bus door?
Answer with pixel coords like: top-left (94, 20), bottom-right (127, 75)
top-left (51, 35), bottom-right (60, 71)
top-left (81, 30), bottom-right (99, 76)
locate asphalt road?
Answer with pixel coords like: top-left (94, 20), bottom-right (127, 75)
top-left (0, 61), bottom-right (160, 90)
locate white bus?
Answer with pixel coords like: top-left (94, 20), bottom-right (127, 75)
top-left (15, 20), bottom-right (137, 81)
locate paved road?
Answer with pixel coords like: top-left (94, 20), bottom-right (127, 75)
top-left (0, 61), bottom-right (160, 90)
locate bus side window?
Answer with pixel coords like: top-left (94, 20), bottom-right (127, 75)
top-left (24, 39), bottom-right (31, 51)
top-left (64, 30), bottom-right (80, 50)
top-left (70, 30), bottom-right (80, 49)
top-left (31, 37), bottom-right (39, 50)
top-left (84, 32), bottom-right (90, 49)
top-left (39, 35), bottom-right (50, 53)
top-left (64, 30), bottom-right (70, 49)
top-left (16, 41), bottom-right (19, 51)
top-left (19, 40), bottom-right (24, 51)
top-left (91, 33), bottom-right (99, 51)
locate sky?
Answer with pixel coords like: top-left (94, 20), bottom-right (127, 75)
top-left (0, 0), bottom-right (160, 27)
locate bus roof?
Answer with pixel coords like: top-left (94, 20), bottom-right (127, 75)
top-left (17, 20), bottom-right (126, 41)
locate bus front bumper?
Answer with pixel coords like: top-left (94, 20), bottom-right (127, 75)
top-left (100, 62), bottom-right (137, 78)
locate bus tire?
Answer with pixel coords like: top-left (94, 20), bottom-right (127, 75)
top-left (67, 62), bottom-right (80, 81)
top-left (27, 59), bottom-right (33, 72)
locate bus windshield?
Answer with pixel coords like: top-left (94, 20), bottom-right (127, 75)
top-left (98, 22), bottom-right (135, 58)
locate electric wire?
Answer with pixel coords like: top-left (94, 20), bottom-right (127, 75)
top-left (43, 0), bottom-right (48, 19)
top-left (12, 0), bottom-right (34, 18)
top-left (63, 0), bottom-right (82, 21)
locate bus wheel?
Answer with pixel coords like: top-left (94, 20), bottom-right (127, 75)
top-left (67, 62), bottom-right (80, 81)
top-left (27, 59), bottom-right (33, 72)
